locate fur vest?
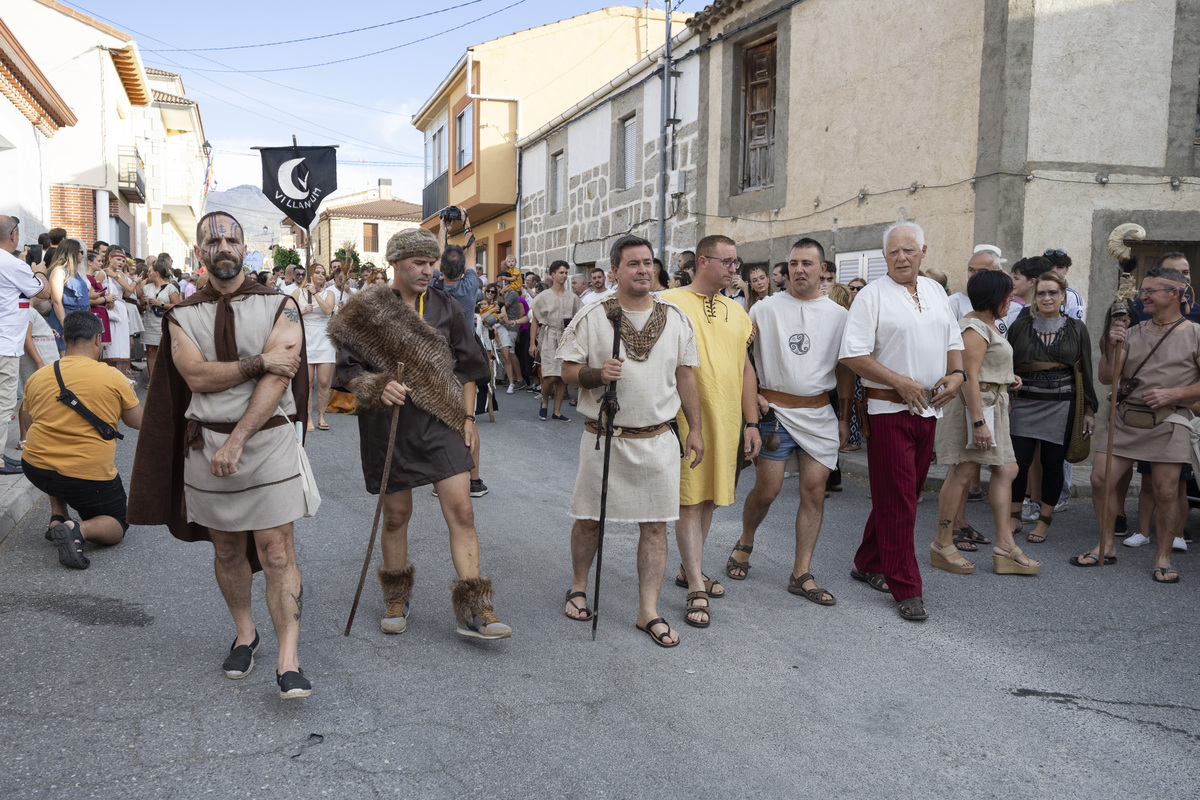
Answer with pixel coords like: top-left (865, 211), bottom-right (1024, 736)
top-left (327, 285), bottom-right (467, 435)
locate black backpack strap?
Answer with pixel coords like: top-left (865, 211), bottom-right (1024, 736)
top-left (54, 361), bottom-right (123, 441)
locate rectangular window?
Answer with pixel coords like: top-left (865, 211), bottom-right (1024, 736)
top-left (363, 223), bottom-right (379, 253)
top-left (551, 151), bottom-right (566, 213)
top-left (475, 244), bottom-right (487, 275)
top-left (835, 249), bottom-right (886, 283)
top-left (741, 39), bottom-right (776, 192)
top-left (620, 116), bottom-right (637, 189)
top-left (456, 105), bottom-right (473, 170)
top-left (432, 126), bottom-right (447, 176)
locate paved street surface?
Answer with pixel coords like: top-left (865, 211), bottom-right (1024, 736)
top-left (1, 388), bottom-right (1197, 799)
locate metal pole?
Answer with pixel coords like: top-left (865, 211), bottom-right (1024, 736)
top-left (657, 2), bottom-right (672, 261)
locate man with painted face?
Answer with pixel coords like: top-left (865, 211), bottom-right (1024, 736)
top-left (328, 228), bottom-right (510, 641)
top-left (129, 211), bottom-right (313, 699)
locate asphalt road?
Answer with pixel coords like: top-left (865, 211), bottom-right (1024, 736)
top-left (1, 387), bottom-right (1197, 799)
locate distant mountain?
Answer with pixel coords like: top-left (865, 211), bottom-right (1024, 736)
top-left (202, 184), bottom-right (287, 255)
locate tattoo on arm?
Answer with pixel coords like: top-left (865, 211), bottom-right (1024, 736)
top-left (238, 355), bottom-right (265, 380)
top-left (283, 306), bottom-right (300, 323)
top-left (292, 584), bottom-right (303, 621)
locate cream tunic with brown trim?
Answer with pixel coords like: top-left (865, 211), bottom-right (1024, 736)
top-left (173, 294), bottom-right (307, 531)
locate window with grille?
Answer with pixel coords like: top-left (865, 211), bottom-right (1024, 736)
top-left (551, 151), bottom-right (566, 213)
top-left (456, 106), bottom-right (473, 170)
top-left (620, 116), bottom-right (637, 189)
top-left (363, 223), bottom-right (379, 253)
top-left (741, 39), bottom-right (776, 192)
top-left (834, 249), bottom-right (886, 283)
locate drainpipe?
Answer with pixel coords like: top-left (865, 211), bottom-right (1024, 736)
top-left (465, 49), bottom-right (522, 265)
top-left (657, 5), bottom-right (673, 261)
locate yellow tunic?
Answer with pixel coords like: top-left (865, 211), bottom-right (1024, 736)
top-left (661, 288), bottom-right (753, 506)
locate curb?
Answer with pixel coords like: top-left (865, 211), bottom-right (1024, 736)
top-left (0, 474), bottom-right (41, 548)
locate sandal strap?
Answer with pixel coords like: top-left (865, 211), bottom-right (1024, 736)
top-left (686, 590), bottom-right (709, 603)
top-left (732, 543), bottom-right (753, 554)
top-left (1038, 514), bottom-right (1053, 526)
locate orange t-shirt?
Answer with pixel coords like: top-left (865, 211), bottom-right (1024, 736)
top-left (22, 356), bottom-right (138, 481)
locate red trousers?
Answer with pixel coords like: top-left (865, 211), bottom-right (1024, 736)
top-left (855, 412), bottom-right (936, 603)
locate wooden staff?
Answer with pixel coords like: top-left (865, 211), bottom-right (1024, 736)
top-left (1098, 338), bottom-right (1127, 568)
top-left (344, 362), bottom-right (405, 635)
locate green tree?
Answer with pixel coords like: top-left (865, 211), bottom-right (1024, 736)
top-left (273, 247), bottom-right (301, 268)
top-left (334, 246), bottom-right (361, 271)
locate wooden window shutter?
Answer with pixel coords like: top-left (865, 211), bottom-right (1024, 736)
top-left (364, 223), bottom-right (379, 253)
top-left (741, 40), bottom-right (776, 191)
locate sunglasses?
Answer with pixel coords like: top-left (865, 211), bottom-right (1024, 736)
top-left (849, 285), bottom-right (862, 292)
top-left (1043, 249), bottom-right (1066, 257)
top-left (1035, 290), bottom-right (1062, 298)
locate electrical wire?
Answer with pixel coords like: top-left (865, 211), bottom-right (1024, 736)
top-left (184, 0), bottom-right (528, 74)
top-left (142, 1), bottom-right (489, 52)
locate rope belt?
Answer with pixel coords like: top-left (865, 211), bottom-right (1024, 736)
top-left (583, 418), bottom-right (672, 439)
top-left (760, 388), bottom-right (831, 409)
top-left (185, 415), bottom-right (297, 452)
top-left (977, 382), bottom-right (1007, 393)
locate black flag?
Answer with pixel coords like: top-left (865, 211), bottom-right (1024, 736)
top-left (260, 146), bottom-right (337, 229)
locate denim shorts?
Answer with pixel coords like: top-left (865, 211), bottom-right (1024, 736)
top-left (756, 420), bottom-right (810, 462)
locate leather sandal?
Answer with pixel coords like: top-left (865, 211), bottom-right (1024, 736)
top-left (788, 572), bottom-right (836, 605)
top-left (636, 617), bottom-right (679, 647)
top-left (897, 596), bottom-right (928, 621)
top-left (684, 591), bottom-right (711, 628)
top-left (955, 524), bottom-right (991, 546)
top-left (564, 590), bottom-right (592, 621)
top-left (674, 568), bottom-right (724, 597)
top-left (1027, 514), bottom-right (1053, 544)
top-left (850, 566), bottom-right (889, 593)
top-left (725, 544), bottom-right (753, 580)
top-left (48, 521), bottom-right (89, 570)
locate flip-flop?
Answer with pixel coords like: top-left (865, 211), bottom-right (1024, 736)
top-left (48, 521), bottom-right (89, 570)
top-left (564, 590), bottom-right (592, 621)
top-left (1070, 552), bottom-right (1116, 567)
top-left (316, 422), bottom-right (330, 430)
top-left (1152, 567), bottom-right (1180, 584)
top-left (635, 617), bottom-right (679, 648)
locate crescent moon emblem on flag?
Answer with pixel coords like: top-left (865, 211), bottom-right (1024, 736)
top-left (277, 158), bottom-right (309, 201)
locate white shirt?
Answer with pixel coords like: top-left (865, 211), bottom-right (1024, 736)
top-left (1064, 286), bottom-right (1086, 321)
top-left (839, 274), bottom-right (964, 418)
top-left (0, 250), bottom-right (46, 356)
top-left (750, 292), bottom-right (847, 468)
top-left (583, 287), bottom-right (617, 306)
top-left (951, 291), bottom-right (1015, 336)
top-left (948, 292), bottom-right (972, 320)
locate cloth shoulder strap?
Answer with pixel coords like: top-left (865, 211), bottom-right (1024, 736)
top-left (54, 361), bottom-right (122, 441)
top-left (1128, 317), bottom-right (1187, 382)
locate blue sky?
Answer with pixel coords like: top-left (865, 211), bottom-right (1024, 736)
top-left (62, 0), bottom-right (706, 204)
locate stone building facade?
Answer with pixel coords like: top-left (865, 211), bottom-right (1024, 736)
top-left (518, 33), bottom-right (701, 272)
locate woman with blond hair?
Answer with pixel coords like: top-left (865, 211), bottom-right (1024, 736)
top-left (291, 263), bottom-right (337, 431)
top-left (46, 240), bottom-right (93, 352)
top-left (744, 264), bottom-right (775, 314)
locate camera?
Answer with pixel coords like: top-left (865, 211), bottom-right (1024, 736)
top-left (439, 206), bottom-right (463, 223)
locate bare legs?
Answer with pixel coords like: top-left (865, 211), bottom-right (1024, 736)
top-left (146, 345), bottom-right (159, 378)
top-left (500, 346), bottom-right (522, 388)
top-left (308, 363), bottom-right (333, 428)
top-left (568, 518), bottom-right (677, 644)
top-left (540, 376), bottom-right (567, 416)
top-left (46, 496), bottom-right (124, 545)
top-left (736, 455), bottom-right (829, 582)
top-left (210, 524), bottom-right (302, 674)
top-left (381, 472), bottom-right (481, 578)
top-left (676, 500), bottom-right (715, 625)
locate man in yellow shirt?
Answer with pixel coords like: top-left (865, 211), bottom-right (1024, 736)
top-left (22, 310), bottom-right (142, 569)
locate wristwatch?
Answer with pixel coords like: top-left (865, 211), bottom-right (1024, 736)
top-left (972, 419), bottom-right (985, 428)
top-left (949, 369), bottom-right (966, 379)
top-left (745, 422), bottom-right (760, 429)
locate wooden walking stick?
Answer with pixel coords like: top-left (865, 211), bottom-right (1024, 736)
top-left (591, 304), bottom-right (623, 641)
top-left (1097, 224), bottom-right (1144, 567)
top-left (344, 362), bottom-right (405, 635)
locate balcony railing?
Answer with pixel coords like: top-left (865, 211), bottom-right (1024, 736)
top-left (118, 146), bottom-right (145, 204)
top-left (422, 171), bottom-right (448, 221)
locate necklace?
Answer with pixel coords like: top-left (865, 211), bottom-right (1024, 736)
top-left (1148, 316), bottom-right (1183, 333)
top-left (1032, 314), bottom-right (1067, 335)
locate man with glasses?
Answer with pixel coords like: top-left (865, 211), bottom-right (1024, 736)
top-left (662, 236), bottom-right (761, 628)
top-left (1085, 265), bottom-right (1200, 584)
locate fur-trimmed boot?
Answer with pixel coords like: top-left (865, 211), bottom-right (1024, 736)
top-left (378, 564), bottom-right (414, 634)
top-left (451, 576), bottom-right (511, 640)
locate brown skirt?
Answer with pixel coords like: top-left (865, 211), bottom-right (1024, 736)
top-left (357, 404), bottom-right (473, 494)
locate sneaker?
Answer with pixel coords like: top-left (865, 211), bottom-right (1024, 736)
top-left (1123, 532), bottom-right (1150, 548)
top-left (1173, 537), bottom-right (1188, 552)
top-left (457, 607), bottom-right (512, 640)
top-left (276, 669), bottom-right (312, 699)
top-left (506, 383), bottom-right (515, 394)
top-left (381, 600), bottom-right (410, 635)
top-left (1114, 515), bottom-right (1128, 535)
top-left (470, 479), bottom-right (489, 497)
top-left (1054, 498), bottom-right (1069, 513)
top-left (221, 630), bottom-right (260, 679)
top-left (1021, 499), bottom-right (1039, 523)
top-left (538, 407), bottom-right (548, 421)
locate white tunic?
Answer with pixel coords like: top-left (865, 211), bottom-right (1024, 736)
top-left (839, 274), bottom-right (964, 418)
top-left (557, 297), bottom-right (698, 523)
top-left (750, 293), bottom-right (847, 469)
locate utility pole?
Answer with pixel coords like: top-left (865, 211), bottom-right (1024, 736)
top-left (656, 2), bottom-right (673, 262)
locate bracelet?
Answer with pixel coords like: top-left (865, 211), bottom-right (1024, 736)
top-left (745, 422), bottom-right (760, 429)
top-left (949, 369), bottom-right (966, 379)
top-left (972, 419), bottom-right (985, 428)
top-left (464, 414), bottom-right (476, 422)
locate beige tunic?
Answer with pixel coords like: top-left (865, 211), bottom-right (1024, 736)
top-left (531, 288), bottom-right (583, 377)
top-left (173, 294), bottom-right (308, 530)
top-left (1101, 320), bottom-right (1200, 463)
top-left (935, 318), bottom-right (1016, 465)
top-left (557, 298), bottom-right (698, 523)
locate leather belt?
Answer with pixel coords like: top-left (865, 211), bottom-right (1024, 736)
top-left (584, 419), bottom-right (672, 439)
top-left (186, 415), bottom-right (297, 452)
top-left (977, 382), bottom-right (1006, 393)
top-left (865, 387), bottom-right (906, 404)
top-left (1015, 361), bottom-right (1069, 373)
top-left (760, 388), bottom-right (831, 409)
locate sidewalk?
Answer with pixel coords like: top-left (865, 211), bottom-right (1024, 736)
top-left (0, 417), bottom-right (40, 548)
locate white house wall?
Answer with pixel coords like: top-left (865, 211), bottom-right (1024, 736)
top-left (567, 111), bottom-right (609, 176)
top-left (0, 100), bottom-right (50, 237)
